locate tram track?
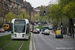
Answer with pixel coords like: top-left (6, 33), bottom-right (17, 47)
top-left (0, 38), bottom-right (29, 50)
top-left (0, 41), bottom-right (14, 50)
top-left (0, 34), bottom-right (31, 50)
top-left (0, 39), bottom-right (30, 50)
top-left (0, 37), bottom-right (10, 42)
top-left (0, 40), bottom-right (24, 50)
top-left (1, 39), bottom-right (24, 50)
top-left (18, 41), bottom-right (25, 50)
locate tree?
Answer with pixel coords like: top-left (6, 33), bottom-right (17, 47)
top-left (58, 0), bottom-right (71, 8)
top-left (63, 1), bottom-right (75, 19)
top-left (49, 0), bottom-right (75, 38)
top-left (42, 16), bottom-right (48, 22)
top-left (49, 4), bottom-right (61, 19)
top-left (34, 15), bottom-right (41, 22)
top-left (49, 0), bottom-right (75, 24)
top-left (0, 10), bottom-right (1, 13)
top-left (0, 10), bottom-right (1, 17)
top-left (17, 12), bottom-right (30, 20)
top-left (24, 12), bottom-right (30, 19)
top-left (62, 1), bottom-right (75, 38)
top-left (5, 12), bottom-right (15, 23)
top-left (40, 5), bottom-right (46, 16)
top-left (49, 4), bottom-right (62, 26)
top-left (0, 10), bottom-right (2, 24)
top-left (58, 0), bottom-right (75, 18)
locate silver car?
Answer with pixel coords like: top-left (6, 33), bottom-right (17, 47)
top-left (41, 27), bottom-right (50, 35)
top-left (33, 28), bottom-right (40, 33)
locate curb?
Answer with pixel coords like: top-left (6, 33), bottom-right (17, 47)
top-left (29, 33), bottom-right (32, 50)
top-left (29, 33), bottom-right (36, 50)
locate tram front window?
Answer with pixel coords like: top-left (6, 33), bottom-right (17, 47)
top-left (14, 20), bottom-right (25, 33)
top-left (14, 25), bottom-right (25, 33)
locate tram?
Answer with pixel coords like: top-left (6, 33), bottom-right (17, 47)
top-left (11, 19), bottom-right (30, 39)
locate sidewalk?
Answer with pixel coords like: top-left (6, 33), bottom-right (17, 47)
top-left (50, 30), bottom-right (75, 40)
top-left (63, 34), bottom-right (75, 40)
top-left (50, 30), bottom-right (55, 37)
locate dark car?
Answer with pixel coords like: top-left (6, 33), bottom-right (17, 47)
top-left (0, 28), bottom-right (5, 32)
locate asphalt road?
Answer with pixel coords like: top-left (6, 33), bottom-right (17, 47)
top-left (0, 31), bottom-right (11, 37)
top-left (33, 33), bottom-right (75, 50)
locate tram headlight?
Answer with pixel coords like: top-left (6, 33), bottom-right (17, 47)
top-left (15, 34), bottom-right (17, 37)
top-left (22, 34), bottom-right (24, 37)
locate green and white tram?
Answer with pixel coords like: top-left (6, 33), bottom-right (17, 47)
top-left (11, 19), bottom-right (30, 39)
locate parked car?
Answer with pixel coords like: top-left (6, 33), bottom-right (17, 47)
top-left (41, 27), bottom-right (50, 35)
top-left (0, 28), bottom-right (5, 32)
top-left (33, 28), bottom-right (40, 33)
top-left (2, 24), bottom-right (10, 31)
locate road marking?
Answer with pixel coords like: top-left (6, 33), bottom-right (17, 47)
top-left (32, 33), bottom-right (36, 50)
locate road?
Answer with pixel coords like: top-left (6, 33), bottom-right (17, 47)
top-left (0, 31), bottom-right (11, 37)
top-left (33, 33), bottom-right (75, 50)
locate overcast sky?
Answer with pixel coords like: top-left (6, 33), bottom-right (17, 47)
top-left (23, 0), bottom-right (58, 8)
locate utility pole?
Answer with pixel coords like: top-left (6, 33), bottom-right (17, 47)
top-left (22, 11), bottom-right (24, 19)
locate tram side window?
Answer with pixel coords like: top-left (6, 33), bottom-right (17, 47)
top-left (26, 24), bottom-right (30, 34)
top-left (11, 23), bottom-right (13, 33)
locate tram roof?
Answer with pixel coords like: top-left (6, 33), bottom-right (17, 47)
top-left (25, 19), bottom-right (29, 24)
top-left (11, 19), bottom-right (29, 24)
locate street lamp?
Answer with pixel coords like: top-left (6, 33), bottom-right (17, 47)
top-left (22, 10), bottom-right (24, 19)
top-left (43, 11), bottom-right (46, 15)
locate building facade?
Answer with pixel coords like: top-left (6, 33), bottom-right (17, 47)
top-left (16, 0), bottom-right (23, 4)
top-left (16, 0), bottom-right (34, 22)
top-left (0, 0), bottom-right (21, 23)
top-left (34, 6), bottom-right (40, 15)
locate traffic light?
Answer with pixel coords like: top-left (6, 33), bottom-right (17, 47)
top-left (55, 24), bottom-right (56, 26)
top-left (61, 23), bottom-right (63, 27)
top-left (43, 11), bottom-right (46, 15)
